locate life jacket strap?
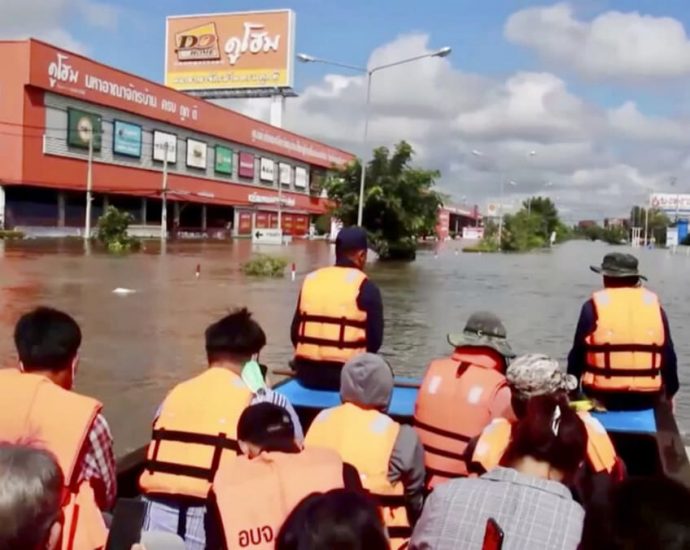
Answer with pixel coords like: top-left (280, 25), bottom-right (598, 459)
top-left (413, 419), bottom-right (471, 443)
top-left (584, 365), bottom-right (660, 378)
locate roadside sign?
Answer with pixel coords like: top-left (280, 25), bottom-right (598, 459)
top-left (252, 228), bottom-right (283, 245)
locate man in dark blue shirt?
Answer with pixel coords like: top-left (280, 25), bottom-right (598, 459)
top-left (291, 227), bottom-right (384, 390)
top-left (567, 252), bottom-right (678, 410)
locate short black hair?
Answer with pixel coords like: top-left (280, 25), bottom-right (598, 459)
top-left (237, 402), bottom-right (298, 453)
top-left (14, 307), bottom-right (82, 372)
top-left (205, 308), bottom-right (266, 363)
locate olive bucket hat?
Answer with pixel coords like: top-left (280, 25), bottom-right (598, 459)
top-left (590, 252), bottom-right (647, 281)
top-left (447, 311), bottom-right (515, 358)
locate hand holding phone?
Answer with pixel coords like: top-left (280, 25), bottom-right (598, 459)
top-left (482, 517), bottom-right (504, 550)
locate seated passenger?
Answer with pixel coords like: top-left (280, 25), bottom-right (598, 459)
top-left (139, 308), bottom-right (303, 550)
top-left (276, 489), bottom-right (390, 550)
top-left (208, 402), bottom-right (356, 549)
top-left (410, 394), bottom-right (587, 550)
top-left (0, 443), bottom-right (64, 550)
top-left (0, 307), bottom-right (113, 550)
top-left (305, 353), bottom-right (425, 549)
top-left (470, 354), bottom-right (623, 509)
top-left (414, 311), bottom-right (514, 488)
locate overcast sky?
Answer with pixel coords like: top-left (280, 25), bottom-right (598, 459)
top-left (3, 0), bottom-right (690, 221)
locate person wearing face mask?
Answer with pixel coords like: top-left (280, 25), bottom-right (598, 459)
top-left (139, 308), bottom-right (303, 550)
top-left (0, 307), bottom-right (112, 550)
top-left (291, 226), bottom-right (384, 390)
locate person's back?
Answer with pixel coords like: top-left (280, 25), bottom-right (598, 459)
top-left (291, 227), bottom-right (384, 390)
top-left (411, 395), bottom-right (587, 550)
top-left (305, 353), bottom-right (425, 547)
top-left (210, 403), bottom-right (345, 549)
top-left (415, 312), bottom-right (513, 487)
top-left (0, 307), bottom-right (111, 550)
top-left (0, 444), bottom-right (64, 550)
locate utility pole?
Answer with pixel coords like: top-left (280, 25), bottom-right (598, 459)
top-left (161, 142), bottom-right (169, 241)
top-left (84, 133), bottom-right (94, 242)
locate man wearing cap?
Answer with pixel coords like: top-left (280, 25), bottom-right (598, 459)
top-left (291, 226), bottom-right (384, 390)
top-left (567, 252), bottom-right (678, 410)
top-left (471, 354), bottom-right (622, 508)
top-left (414, 311), bottom-right (515, 488)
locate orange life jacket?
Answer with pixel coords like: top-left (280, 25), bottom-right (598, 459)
top-left (213, 447), bottom-right (344, 549)
top-left (294, 266), bottom-right (368, 364)
top-left (471, 413), bottom-right (618, 474)
top-left (139, 367), bottom-right (253, 499)
top-left (583, 288), bottom-right (665, 393)
top-left (414, 348), bottom-right (508, 488)
top-left (0, 369), bottom-right (107, 550)
top-left (305, 403), bottom-right (411, 547)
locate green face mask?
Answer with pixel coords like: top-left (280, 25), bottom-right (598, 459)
top-left (241, 359), bottom-right (266, 393)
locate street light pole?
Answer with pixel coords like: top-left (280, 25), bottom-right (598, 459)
top-left (84, 133), bottom-right (94, 242)
top-left (297, 47), bottom-right (452, 227)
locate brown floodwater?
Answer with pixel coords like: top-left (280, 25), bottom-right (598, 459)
top-left (1, 238), bottom-right (688, 454)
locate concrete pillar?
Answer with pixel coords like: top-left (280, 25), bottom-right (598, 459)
top-left (0, 185), bottom-right (5, 230)
top-left (141, 197), bottom-right (147, 224)
top-left (251, 209), bottom-right (257, 235)
top-left (233, 208), bottom-right (240, 237)
top-left (173, 201), bottom-right (180, 224)
top-left (57, 191), bottom-right (66, 228)
top-left (103, 195), bottom-right (109, 210)
top-left (201, 204), bottom-right (207, 231)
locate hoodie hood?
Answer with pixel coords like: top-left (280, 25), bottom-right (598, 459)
top-left (340, 353), bottom-right (394, 410)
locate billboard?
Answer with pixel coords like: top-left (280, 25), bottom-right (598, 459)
top-left (153, 131), bottom-right (177, 163)
top-left (260, 158), bottom-right (275, 183)
top-left (113, 120), bottom-right (142, 157)
top-left (165, 10), bottom-right (295, 92)
top-left (67, 108), bottom-right (102, 151)
top-left (215, 145), bottom-right (233, 174)
top-left (279, 163), bottom-right (292, 186)
top-left (186, 138), bottom-right (208, 169)
top-left (238, 152), bottom-right (255, 178)
top-left (650, 193), bottom-right (690, 214)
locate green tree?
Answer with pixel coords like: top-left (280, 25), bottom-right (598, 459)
top-left (325, 141), bottom-right (443, 260)
top-left (523, 196), bottom-right (559, 240)
top-left (630, 205), bottom-right (670, 245)
top-left (96, 206), bottom-right (140, 253)
top-left (501, 211), bottom-right (546, 251)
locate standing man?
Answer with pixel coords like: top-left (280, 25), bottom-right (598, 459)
top-left (291, 226), bottom-right (384, 390)
top-left (568, 252), bottom-right (678, 410)
top-left (0, 307), bottom-right (114, 550)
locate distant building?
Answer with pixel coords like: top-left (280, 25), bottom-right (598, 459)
top-left (577, 220), bottom-right (598, 229)
top-left (604, 217), bottom-right (629, 229)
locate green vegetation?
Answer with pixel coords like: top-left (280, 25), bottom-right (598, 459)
top-left (96, 206), bottom-right (141, 253)
top-left (325, 141), bottom-right (443, 261)
top-left (630, 206), bottom-right (670, 246)
top-left (314, 214), bottom-right (331, 236)
top-left (242, 255), bottom-right (288, 277)
top-left (462, 240), bottom-right (500, 253)
top-left (0, 230), bottom-right (24, 239)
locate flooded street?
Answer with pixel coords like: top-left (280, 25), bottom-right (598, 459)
top-left (1, 238), bottom-right (689, 454)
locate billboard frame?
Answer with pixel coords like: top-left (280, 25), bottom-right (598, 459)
top-left (164, 9), bottom-right (296, 99)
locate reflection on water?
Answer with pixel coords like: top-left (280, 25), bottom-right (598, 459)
top-left (1, 239), bottom-right (689, 452)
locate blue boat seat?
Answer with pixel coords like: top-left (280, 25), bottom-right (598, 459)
top-left (591, 408), bottom-right (656, 434)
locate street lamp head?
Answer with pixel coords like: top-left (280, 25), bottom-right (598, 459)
top-left (434, 46), bottom-right (452, 58)
top-left (509, 180), bottom-right (518, 186)
top-left (296, 53), bottom-right (316, 63)
top-left (471, 149), bottom-right (484, 157)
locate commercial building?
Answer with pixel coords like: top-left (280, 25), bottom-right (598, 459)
top-left (0, 39), bottom-right (353, 237)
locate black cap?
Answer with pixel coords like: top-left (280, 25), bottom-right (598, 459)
top-left (335, 226), bottom-right (368, 253)
top-left (237, 402), bottom-right (295, 449)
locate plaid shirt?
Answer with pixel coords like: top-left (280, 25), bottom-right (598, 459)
top-left (78, 413), bottom-right (117, 510)
top-left (410, 467), bottom-right (584, 550)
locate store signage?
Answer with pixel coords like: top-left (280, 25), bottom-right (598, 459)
top-left (67, 108), bottom-right (102, 151)
top-left (248, 192), bottom-right (295, 207)
top-left (260, 157), bottom-right (275, 182)
top-left (462, 227), bottom-right (484, 240)
top-left (112, 120), bottom-right (142, 157)
top-left (650, 193), bottom-right (690, 214)
top-left (294, 166), bottom-right (308, 189)
top-left (238, 152), bottom-right (255, 178)
top-left (153, 131), bottom-right (177, 163)
top-left (214, 145), bottom-right (233, 174)
top-left (279, 163), bottom-right (292, 186)
top-left (186, 138), bottom-right (208, 169)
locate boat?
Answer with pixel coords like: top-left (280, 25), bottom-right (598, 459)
top-left (116, 374), bottom-right (690, 497)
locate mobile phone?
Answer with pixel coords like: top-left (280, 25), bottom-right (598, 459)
top-left (482, 517), bottom-right (504, 550)
top-left (105, 498), bottom-right (146, 550)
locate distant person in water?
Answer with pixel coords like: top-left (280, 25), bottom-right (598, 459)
top-left (567, 252), bottom-right (678, 410)
top-left (291, 226), bottom-right (384, 390)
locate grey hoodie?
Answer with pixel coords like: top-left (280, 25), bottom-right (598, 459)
top-left (340, 353), bottom-right (426, 525)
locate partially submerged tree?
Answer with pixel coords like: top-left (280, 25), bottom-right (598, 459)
top-left (326, 141), bottom-right (443, 261)
top-left (96, 206), bottom-right (140, 253)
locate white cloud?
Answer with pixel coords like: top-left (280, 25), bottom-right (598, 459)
top-left (505, 3), bottom-right (690, 81)
top-left (221, 33), bottom-right (690, 220)
top-left (0, 0), bottom-right (119, 53)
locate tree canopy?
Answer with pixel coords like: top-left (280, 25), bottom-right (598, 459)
top-left (325, 141), bottom-right (443, 260)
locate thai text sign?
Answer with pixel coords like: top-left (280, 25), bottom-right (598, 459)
top-left (153, 131), bottom-right (177, 163)
top-left (113, 120), bottom-right (142, 157)
top-left (165, 10), bottom-right (295, 91)
top-left (215, 145), bottom-right (233, 174)
top-left (239, 152), bottom-right (255, 178)
top-left (650, 193), bottom-right (690, 213)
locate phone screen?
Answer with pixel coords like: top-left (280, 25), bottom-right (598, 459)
top-left (105, 499), bottom-right (146, 550)
top-left (482, 518), bottom-right (504, 550)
